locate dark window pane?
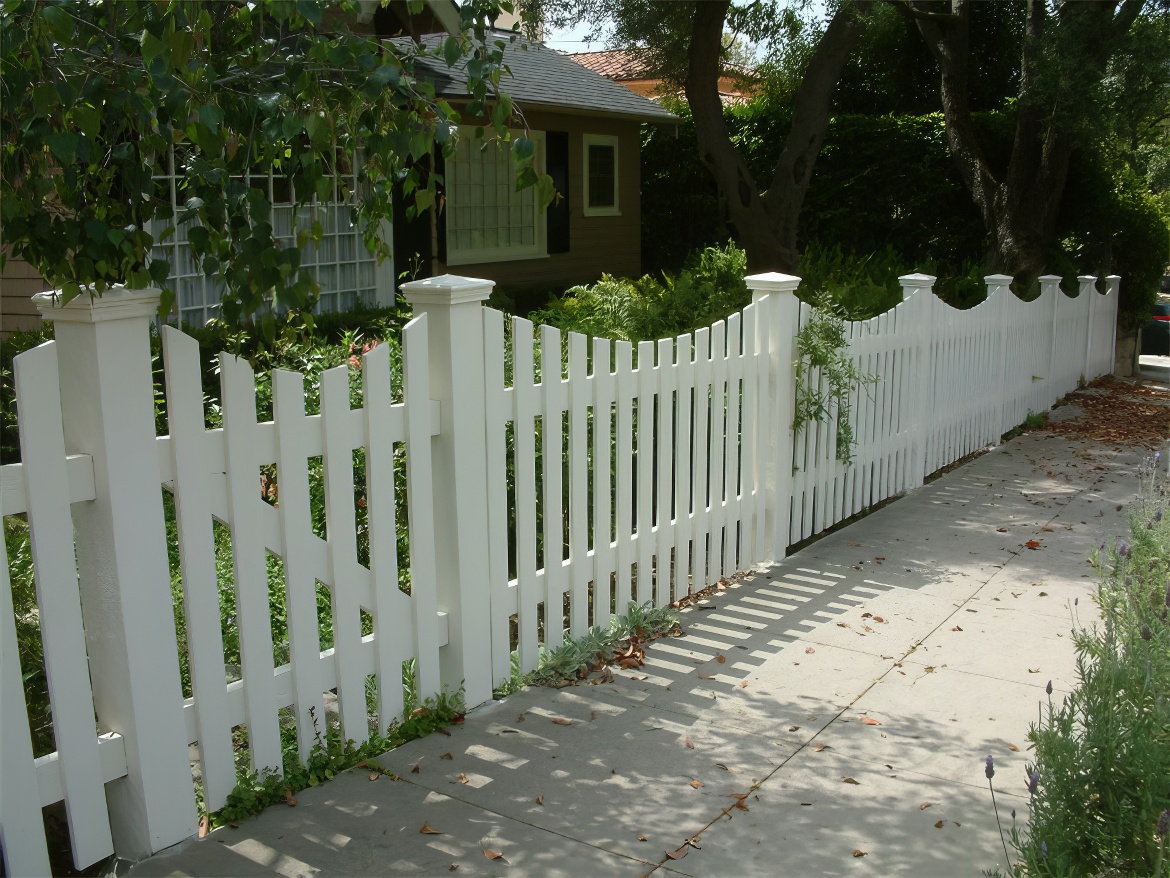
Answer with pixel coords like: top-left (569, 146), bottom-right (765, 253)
top-left (588, 144), bottom-right (615, 208)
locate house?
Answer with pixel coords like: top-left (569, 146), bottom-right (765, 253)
top-left (396, 32), bottom-right (679, 292)
top-left (0, 23), bottom-right (677, 336)
top-left (568, 49), bottom-right (756, 104)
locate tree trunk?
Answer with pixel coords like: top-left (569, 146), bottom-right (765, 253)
top-left (684, 1), bottom-right (862, 274)
top-left (907, 0), bottom-right (1143, 285)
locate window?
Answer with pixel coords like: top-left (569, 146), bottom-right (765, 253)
top-left (583, 134), bottom-right (619, 216)
top-left (149, 147), bottom-right (391, 326)
top-left (444, 131), bottom-right (546, 265)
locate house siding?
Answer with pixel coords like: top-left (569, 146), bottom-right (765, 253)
top-left (1, 255), bottom-right (50, 337)
top-left (430, 111), bottom-right (644, 291)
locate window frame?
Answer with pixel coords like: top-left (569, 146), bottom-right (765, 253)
top-left (582, 133), bottom-right (620, 217)
top-left (444, 128), bottom-right (548, 266)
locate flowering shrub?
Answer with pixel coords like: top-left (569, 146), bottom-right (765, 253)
top-left (997, 453), bottom-right (1170, 875)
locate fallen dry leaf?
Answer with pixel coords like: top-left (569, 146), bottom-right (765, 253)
top-left (1038, 591), bottom-right (1048, 597)
top-left (997, 527), bottom-right (1008, 533)
top-left (1025, 540), bottom-right (1041, 549)
top-left (198, 814), bottom-right (210, 838)
top-left (789, 725), bottom-right (800, 732)
top-left (1007, 744), bottom-right (1020, 752)
top-left (516, 714), bottom-right (526, 722)
top-left (716, 654), bottom-right (727, 664)
top-left (685, 736), bottom-right (695, 749)
top-left (410, 763), bottom-right (420, 774)
top-left (934, 820), bottom-right (945, 829)
top-left (638, 835), bottom-right (647, 842)
top-left (698, 673), bottom-right (714, 679)
top-left (805, 647), bottom-right (816, 654)
top-left (690, 779), bottom-right (703, 789)
top-left (842, 777), bottom-right (861, 785)
top-left (420, 822), bottom-right (441, 835)
top-left (952, 626), bottom-right (963, 632)
top-left (552, 717), bottom-right (572, 726)
top-left (919, 802), bottom-right (933, 810)
top-left (284, 788), bottom-right (297, 807)
top-left (739, 680), bottom-right (748, 688)
top-left (449, 866), bottom-right (458, 872)
top-left (837, 622), bottom-right (850, 628)
top-left (733, 799), bottom-right (749, 811)
top-left (1029, 668), bottom-right (1041, 673)
top-left (852, 850), bottom-right (867, 858)
top-left (369, 773), bottom-right (379, 782)
top-left (861, 717), bottom-right (881, 726)
top-left (535, 795), bottom-right (544, 805)
top-left (440, 753), bottom-right (453, 760)
top-left (630, 673), bottom-right (648, 680)
top-left (873, 616), bottom-right (886, 623)
top-left (457, 773), bottom-right (469, 784)
top-left (665, 845), bottom-right (690, 860)
top-left (483, 849), bottom-right (505, 861)
top-left (813, 744), bottom-right (831, 752)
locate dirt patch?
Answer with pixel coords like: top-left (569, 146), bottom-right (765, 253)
top-left (1043, 377), bottom-right (1170, 449)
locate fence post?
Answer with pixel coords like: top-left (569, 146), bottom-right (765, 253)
top-left (745, 272), bottom-right (800, 563)
top-left (399, 274), bottom-right (495, 709)
top-left (31, 287), bottom-right (197, 860)
top-left (1080, 275), bottom-right (1098, 383)
top-left (985, 275), bottom-right (1015, 438)
top-left (897, 274), bottom-right (935, 487)
top-left (1106, 275), bottom-right (1121, 375)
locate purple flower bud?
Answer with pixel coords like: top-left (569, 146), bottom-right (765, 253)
top-left (1041, 841), bottom-right (1048, 859)
top-left (1118, 539), bottom-right (1131, 558)
top-left (1026, 769), bottom-right (1039, 794)
top-left (1157, 809), bottom-right (1170, 838)
top-left (1046, 680), bottom-right (1053, 696)
top-left (985, 754), bottom-right (995, 779)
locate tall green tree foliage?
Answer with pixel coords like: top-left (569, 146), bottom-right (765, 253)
top-left (901, 0), bottom-right (1161, 285)
top-left (0, 0), bottom-right (537, 333)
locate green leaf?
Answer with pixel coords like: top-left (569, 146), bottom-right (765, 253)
top-left (512, 136), bottom-right (535, 161)
top-left (534, 173), bottom-right (556, 210)
top-left (199, 104), bottom-right (224, 134)
top-left (32, 83), bottom-right (60, 118)
top-left (296, 0), bottom-right (324, 27)
top-left (46, 132), bottom-right (77, 164)
top-left (59, 282), bottom-right (82, 306)
top-left (169, 30), bottom-right (195, 69)
top-left (141, 29), bottom-right (168, 67)
top-left (443, 36), bottom-right (461, 67)
top-left (41, 5), bottom-right (75, 40)
top-left (72, 105), bottom-right (101, 139)
top-left (414, 188), bottom-right (434, 212)
top-left (305, 112), bottom-right (328, 145)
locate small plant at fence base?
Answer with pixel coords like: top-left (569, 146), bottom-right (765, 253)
top-left (987, 452), bottom-right (1170, 876)
top-left (793, 295), bottom-right (878, 465)
top-left (210, 682), bottom-right (466, 829)
top-left (493, 601), bottom-right (681, 697)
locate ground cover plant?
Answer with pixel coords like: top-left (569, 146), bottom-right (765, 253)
top-left (988, 452), bottom-right (1170, 875)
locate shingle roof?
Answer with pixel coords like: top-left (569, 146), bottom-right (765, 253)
top-left (410, 32), bottom-right (679, 124)
top-left (567, 49), bottom-right (653, 81)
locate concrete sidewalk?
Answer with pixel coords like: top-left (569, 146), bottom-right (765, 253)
top-left (129, 410), bottom-right (1150, 877)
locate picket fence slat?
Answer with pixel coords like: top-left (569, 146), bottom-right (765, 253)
top-left (655, 336), bottom-right (676, 605)
top-left (482, 309), bottom-right (513, 681)
top-left (674, 332), bottom-right (696, 600)
top-left (541, 324), bottom-right (568, 647)
top-left (692, 327), bottom-right (712, 590)
top-left (14, 342), bottom-right (113, 869)
top-left (567, 333), bottom-right (590, 637)
top-left (513, 318), bottom-right (540, 673)
top-left (614, 341), bottom-right (635, 613)
top-left (591, 337), bottom-right (616, 628)
top-left (1, 517), bottom-right (53, 878)
top-left (635, 340), bottom-right (655, 607)
top-left (161, 327), bottom-right (237, 810)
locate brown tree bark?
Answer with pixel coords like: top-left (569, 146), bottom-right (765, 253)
top-left (904, 0), bottom-right (1144, 285)
top-left (684, 1), bottom-right (863, 274)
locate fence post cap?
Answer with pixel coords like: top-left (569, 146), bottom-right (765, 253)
top-left (33, 285), bottom-right (160, 324)
top-left (744, 272), bottom-right (801, 294)
top-left (401, 274), bottom-right (495, 307)
top-left (1105, 274), bottom-right (1122, 281)
top-left (983, 274), bottom-right (1015, 285)
top-left (1077, 275), bottom-right (1098, 283)
top-left (1038, 274), bottom-right (1063, 282)
top-left (898, 272), bottom-right (936, 288)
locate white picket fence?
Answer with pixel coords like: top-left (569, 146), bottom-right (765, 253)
top-left (0, 271), bottom-right (1118, 875)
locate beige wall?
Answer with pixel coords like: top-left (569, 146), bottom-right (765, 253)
top-left (1, 255), bottom-right (49, 337)
top-left (434, 111), bottom-right (644, 291)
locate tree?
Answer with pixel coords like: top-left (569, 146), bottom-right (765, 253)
top-left (900, 0), bottom-right (1152, 284)
top-left (525, 0), bottom-right (870, 273)
top-left (0, 0), bottom-right (533, 334)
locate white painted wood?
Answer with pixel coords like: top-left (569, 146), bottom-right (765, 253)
top-left (161, 327), bottom-right (236, 810)
top-left (655, 337), bottom-right (676, 606)
top-left (512, 318), bottom-right (540, 672)
top-left (674, 333), bottom-right (695, 598)
top-left (14, 342), bottom-right (114, 868)
top-left (482, 309), bottom-right (513, 685)
top-left (401, 316), bottom-right (443, 704)
top-left (708, 321), bottom-right (728, 581)
top-left (1, 516), bottom-right (53, 878)
top-left (691, 328), bottom-right (712, 590)
top-left (540, 324), bottom-right (568, 647)
top-left (635, 340), bottom-right (655, 607)
top-left (219, 353), bottom-right (284, 772)
top-left (567, 333), bottom-right (590, 637)
top-left (725, 311), bottom-right (746, 572)
top-left (271, 368), bottom-right (329, 760)
top-left (591, 337), bottom-right (616, 627)
top-left (1, 454), bottom-right (95, 517)
top-left (614, 341), bottom-right (635, 614)
top-left (320, 365), bottom-right (369, 746)
top-left (739, 303), bottom-right (760, 566)
top-left (35, 287), bottom-right (197, 859)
